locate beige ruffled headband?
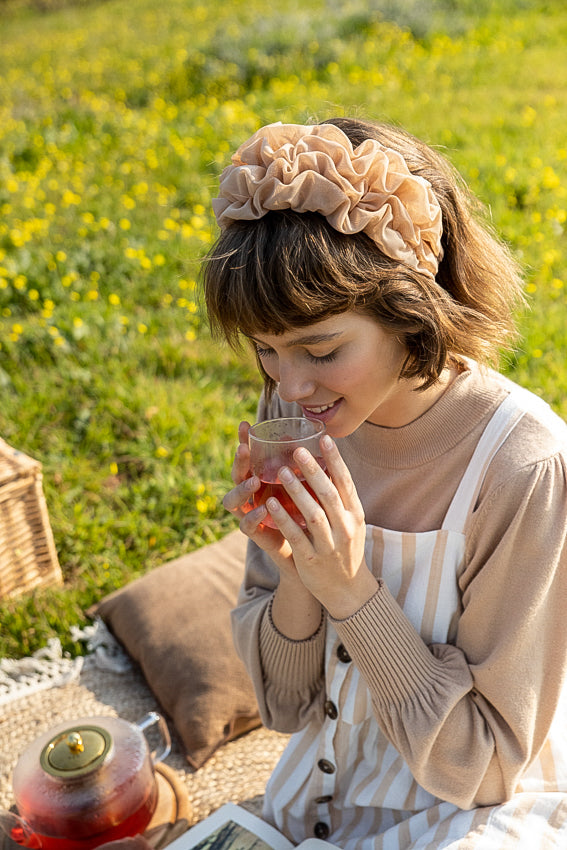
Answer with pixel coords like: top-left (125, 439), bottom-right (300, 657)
top-left (213, 122), bottom-right (443, 279)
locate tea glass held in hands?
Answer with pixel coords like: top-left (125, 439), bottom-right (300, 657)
top-left (248, 417), bottom-right (327, 529)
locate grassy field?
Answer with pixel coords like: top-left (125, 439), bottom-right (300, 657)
top-left (0, 0), bottom-right (565, 658)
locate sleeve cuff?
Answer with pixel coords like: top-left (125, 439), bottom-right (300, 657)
top-left (259, 594), bottom-right (326, 690)
top-left (330, 582), bottom-right (470, 708)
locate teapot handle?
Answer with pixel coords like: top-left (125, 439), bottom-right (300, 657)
top-left (0, 809), bottom-right (41, 849)
top-left (136, 711), bottom-right (171, 764)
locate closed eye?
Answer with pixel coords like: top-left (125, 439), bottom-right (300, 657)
top-left (306, 350), bottom-right (338, 364)
top-left (256, 345), bottom-right (338, 365)
top-left (255, 345), bottom-right (275, 359)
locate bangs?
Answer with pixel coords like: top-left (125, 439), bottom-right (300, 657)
top-left (202, 211), bottom-right (379, 346)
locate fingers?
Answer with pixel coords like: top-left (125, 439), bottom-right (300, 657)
top-left (222, 474), bottom-right (259, 514)
top-left (231, 442), bottom-right (251, 484)
top-left (223, 476), bottom-right (287, 554)
top-left (238, 502), bottom-right (297, 575)
top-left (279, 456), bottom-right (337, 531)
top-left (265, 457), bottom-right (332, 551)
top-left (238, 420), bottom-right (251, 445)
top-left (260, 437), bottom-right (369, 614)
top-left (266, 494), bottom-right (318, 552)
top-left (225, 420), bottom-right (259, 513)
top-left (288, 436), bottom-right (358, 519)
top-left (266, 436), bottom-right (363, 536)
top-left (319, 435), bottom-right (364, 519)
top-left (230, 421), bottom-right (252, 485)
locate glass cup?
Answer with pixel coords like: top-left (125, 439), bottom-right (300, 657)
top-left (248, 417), bottom-right (327, 529)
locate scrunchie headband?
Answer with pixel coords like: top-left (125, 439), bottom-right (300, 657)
top-left (213, 122), bottom-right (443, 279)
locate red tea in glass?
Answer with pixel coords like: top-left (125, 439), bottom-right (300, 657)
top-left (248, 417), bottom-right (326, 528)
top-left (253, 469), bottom-right (329, 528)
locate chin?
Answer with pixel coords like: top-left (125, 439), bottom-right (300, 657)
top-left (327, 421), bottom-right (357, 439)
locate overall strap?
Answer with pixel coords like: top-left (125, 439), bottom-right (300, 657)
top-left (442, 391), bottom-right (528, 535)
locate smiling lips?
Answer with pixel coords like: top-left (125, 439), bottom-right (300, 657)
top-left (305, 402), bottom-right (335, 414)
top-left (302, 399), bottom-right (342, 421)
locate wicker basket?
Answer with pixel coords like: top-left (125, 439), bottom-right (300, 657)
top-left (0, 437), bottom-right (62, 599)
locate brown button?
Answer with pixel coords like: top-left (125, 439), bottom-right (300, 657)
top-left (324, 699), bottom-right (338, 719)
top-left (317, 758), bottom-right (336, 774)
top-left (336, 643), bottom-right (352, 663)
top-left (314, 795), bottom-right (333, 804)
top-left (314, 822), bottom-right (330, 840)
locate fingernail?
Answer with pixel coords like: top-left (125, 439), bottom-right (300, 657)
top-left (245, 475), bottom-right (259, 490)
top-left (267, 497), bottom-right (280, 512)
top-left (295, 448), bottom-right (310, 463)
top-left (279, 466), bottom-right (294, 483)
top-left (321, 435), bottom-right (333, 451)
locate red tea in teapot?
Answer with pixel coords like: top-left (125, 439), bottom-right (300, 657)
top-left (9, 714), bottom-right (170, 850)
top-left (10, 782), bottom-right (158, 850)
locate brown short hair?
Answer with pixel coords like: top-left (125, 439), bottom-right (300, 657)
top-left (203, 117), bottom-right (525, 393)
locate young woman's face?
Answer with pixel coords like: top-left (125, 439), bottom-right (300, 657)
top-left (249, 312), bottom-right (433, 437)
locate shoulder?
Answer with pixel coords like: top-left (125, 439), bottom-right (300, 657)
top-left (465, 391), bottom-right (567, 571)
top-left (446, 362), bottom-right (566, 528)
top-left (462, 360), bottom-right (567, 463)
top-left (491, 373), bottom-right (567, 469)
top-left (470, 370), bottom-right (567, 532)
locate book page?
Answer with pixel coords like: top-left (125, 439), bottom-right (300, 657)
top-left (165, 803), bottom-right (294, 850)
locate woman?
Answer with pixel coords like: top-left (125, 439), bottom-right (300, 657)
top-left (202, 118), bottom-right (567, 849)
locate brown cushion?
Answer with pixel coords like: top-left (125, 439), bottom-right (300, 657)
top-left (88, 530), bottom-right (261, 769)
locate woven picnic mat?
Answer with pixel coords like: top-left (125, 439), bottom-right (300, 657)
top-left (0, 662), bottom-right (289, 831)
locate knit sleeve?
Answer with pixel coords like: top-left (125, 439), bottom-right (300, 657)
top-left (331, 452), bottom-right (567, 809)
top-left (230, 539), bottom-right (326, 731)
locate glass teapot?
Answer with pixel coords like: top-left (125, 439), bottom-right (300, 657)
top-left (1, 712), bottom-right (170, 850)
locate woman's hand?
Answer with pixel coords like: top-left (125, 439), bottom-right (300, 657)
top-left (222, 421), bottom-right (299, 576)
top-left (223, 421), bottom-right (322, 639)
top-left (265, 434), bottom-right (378, 619)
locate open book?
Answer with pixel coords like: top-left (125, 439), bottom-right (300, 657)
top-left (166, 803), bottom-right (333, 850)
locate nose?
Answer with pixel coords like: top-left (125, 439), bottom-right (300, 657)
top-left (276, 361), bottom-right (317, 404)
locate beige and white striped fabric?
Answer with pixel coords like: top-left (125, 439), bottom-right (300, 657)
top-left (262, 391), bottom-right (567, 849)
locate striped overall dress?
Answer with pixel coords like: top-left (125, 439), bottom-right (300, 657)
top-left (262, 390), bottom-right (567, 849)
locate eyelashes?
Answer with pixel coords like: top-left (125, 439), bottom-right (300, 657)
top-left (255, 346), bottom-right (338, 365)
top-left (254, 345), bottom-right (273, 359)
top-left (307, 351), bottom-right (338, 364)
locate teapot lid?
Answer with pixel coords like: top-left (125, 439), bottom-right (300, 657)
top-left (40, 724), bottom-right (112, 778)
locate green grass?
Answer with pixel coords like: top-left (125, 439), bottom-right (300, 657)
top-left (0, 0), bottom-right (566, 657)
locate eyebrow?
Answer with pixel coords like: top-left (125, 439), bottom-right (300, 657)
top-left (249, 332), bottom-right (343, 347)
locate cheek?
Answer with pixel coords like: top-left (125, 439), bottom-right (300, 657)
top-left (258, 357), bottom-right (279, 381)
top-left (340, 353), bottom-right (399, 397)
top-left (328, 362), bottom-right (362, 393)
